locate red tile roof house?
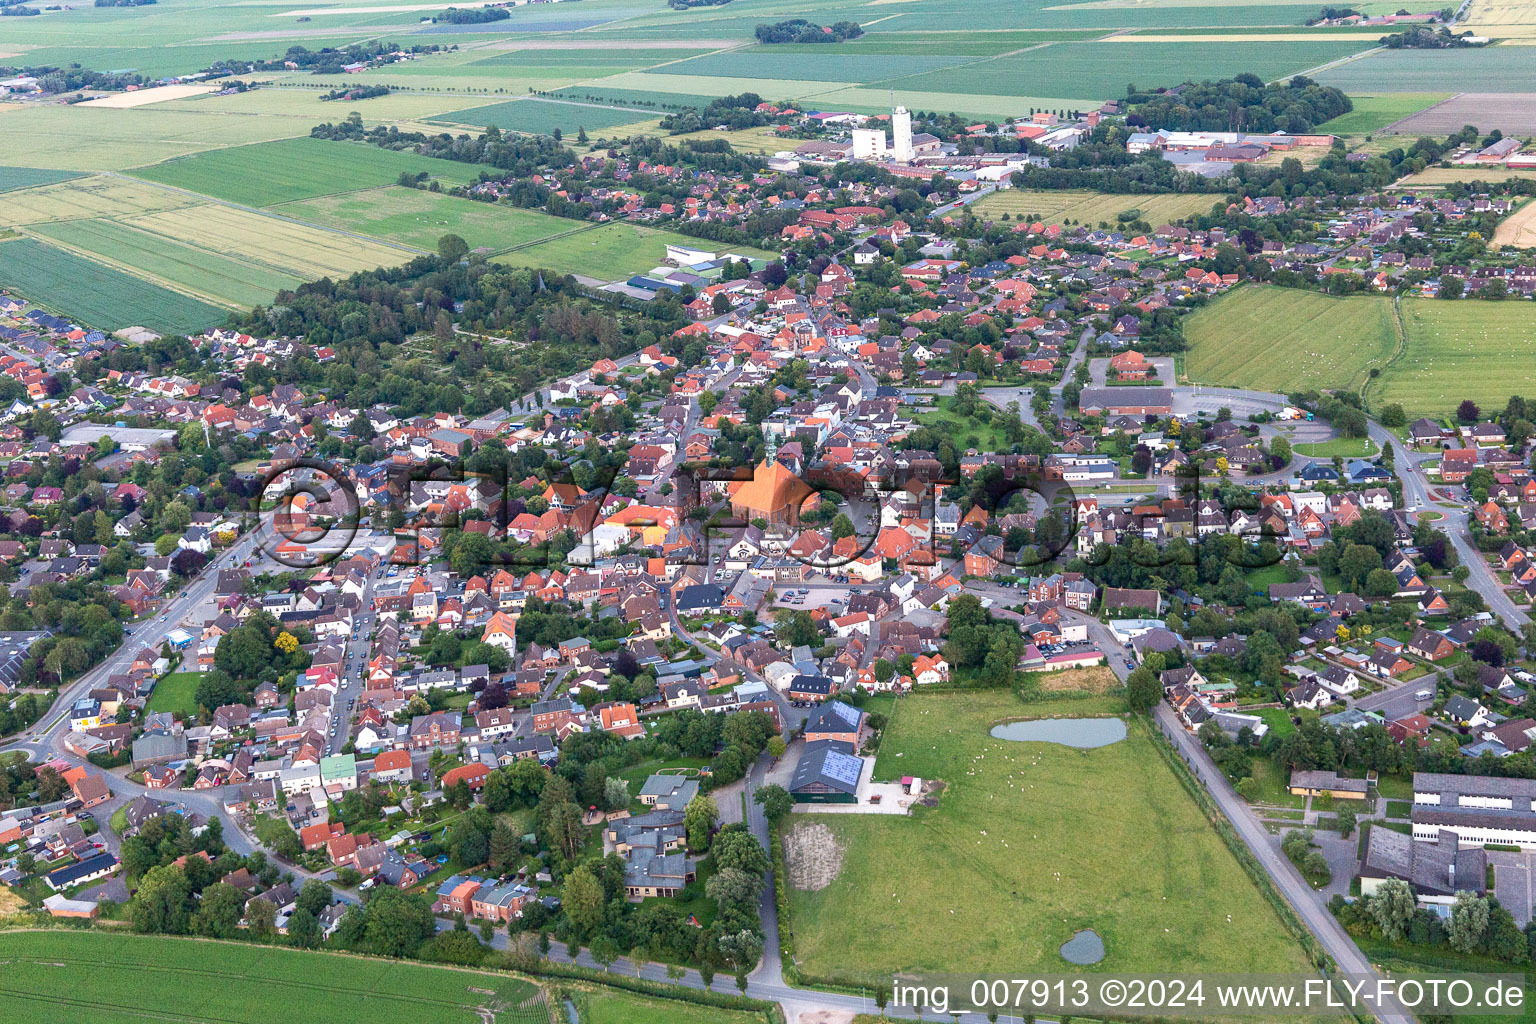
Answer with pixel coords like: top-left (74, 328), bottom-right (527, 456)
top-left (439, 763), bottom-right (490, 792)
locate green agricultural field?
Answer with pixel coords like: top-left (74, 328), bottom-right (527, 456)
top-left (1317, 46), bottom-right (1536, 93)
top-left (573, 986), bottom-right (768, 1024)
top-left (0, 238), bottom-right (226, 335)
top-left (0, 175), bottom-right (199, 228)
top-left (30, 218), bottom-right (301, 308)
top-left (0, 167), bottom-right (81, 194)
top-left (434, 98), bottom-right (658, 136)
top-left (1183, 285), bottom-right (1398, 394)
top-left (882, 39), bottom-right (1371, 101)
top-left (0, 930), bottom-right (550, 1024)
top-left (1316, 93), bottom-right (1452, 137)
top-left (147, 672), bottom-right (202, 716)
top-left (1375, 298), bottom-right (1536, 416)
top-left (783, 690), bottom-right (1313, 984)
top-left (647, 49), bottom-right (973, 85)
top-left (973, 189), bottom-right (1219, 226)
top-left (468, 48), bottom-right (714, 68)
top-left (0, 103), bottom-right (326, 172)
top-left (549, 86), bottom-right (726, 113)
top-left (276, 186), bottom-right (578, 254)
top-left (129, 137), bottom-right (480, 208)
top-left (496, 222), bottom-right (775, 281)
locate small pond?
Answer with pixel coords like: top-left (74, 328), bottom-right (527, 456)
top-left (1060, 929), bottom-right (1105, 965)
top-left (989, 718), bottom-right (1127, 748)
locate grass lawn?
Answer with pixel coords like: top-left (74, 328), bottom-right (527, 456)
top-left (912, 396), bottom-right (1011, 451)
top-left (1256, 707), bottom-right (1297, 738)
top-left (0, 930), bottom-right (550, 1024)
top-left (783, 691), bottom-right (1314, 984)
top-left (495, 222), bottom-right (774, 282)
top-left (1183, 285), bottom-right (1398, 395)
top-left (1294, 436), bottom-right (1378, 458)
top-left (572, 985), bottom-right (768, 1024)
top-left (616, 757), bottom-right (711, 798)
top-left (1245, 564), bottom-right (1294, 589)
top-left (1246, 756), bottom-right (1307, 809)
top-left (147, 672), bottom-right (201, 716)
top-left (1375, 774), bottom-right (1414, 800)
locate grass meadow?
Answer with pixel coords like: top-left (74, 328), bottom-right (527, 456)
top-left (782, 690), bottom-right (1314, 985)
top-left (496, 222), bottom-right (775, 281)
top-left (572, 984), bottom-right (769, 1024)
top-left (129, 137), bottom-right (481, 208)
top-left (974, 189), bottom-right (1220, 226)
top-left (1315, 93), bottom-right (1451, 137)
top-left (0, 930), bottom-right (550, 1024)
top-left (1376, 298), bottom-right (1536, 416)
top-left (0, 238), bottom-right (225, 334)
top-left (1182, 285), bottom-right (1399, 395)
top-left (275, 186), bottom-right (578, 254)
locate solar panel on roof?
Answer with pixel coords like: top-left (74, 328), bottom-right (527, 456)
top-left (822, 751), bottom-right (863, 788)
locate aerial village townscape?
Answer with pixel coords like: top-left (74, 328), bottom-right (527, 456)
top-left (8, 0), bottom-right (1536, 1022)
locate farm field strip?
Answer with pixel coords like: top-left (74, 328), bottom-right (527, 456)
top-left (122, 203), bottom-right (420, 281)
top-left (0, 237), bottom-right (227, 335)
top-left (28, 217), bottom-right (302, 309)
top-left (0, 175), bottom-right (200, 227)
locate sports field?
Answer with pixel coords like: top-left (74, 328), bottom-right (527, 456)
top-left (0, 930), bottom-right (549, 1024)
top-left (1375, 298), bottom-right (1536, 416)
top-left (496, 222), bottom-right (776, 281)
top-left (1183, 285), bottom-right (1399, 394)
top-left (0, 238), bottom-right (226, 335)
top-left (973, 189), bottom-right (1219, 227)
top-left (782, 690), bottom-right (1313, 984)
top-left (276, 186), bottom-right (579, 253)
top-left (129, 137), bottom-right (481, 208)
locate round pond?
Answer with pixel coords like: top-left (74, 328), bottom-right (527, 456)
top-left (989, 718), bottom-right (1127, 748)
top-left (1060, 929), bottom-right (1105, 964)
